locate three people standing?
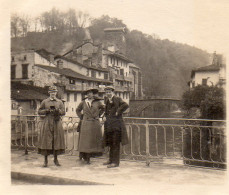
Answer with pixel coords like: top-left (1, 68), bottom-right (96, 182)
top-left (38, 85), bottom-right (129, 168)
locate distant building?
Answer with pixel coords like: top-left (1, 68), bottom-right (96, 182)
top-left (190, 52), bottom-right (226, 89)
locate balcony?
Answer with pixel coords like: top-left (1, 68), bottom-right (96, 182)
top-left (65, 83), bottom-right (83, 91)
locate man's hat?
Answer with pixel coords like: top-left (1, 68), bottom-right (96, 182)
top-left (84, 88), bottom-right (99, 94)
top-left (104, 86), bottom-right (115, 91)
top-left (48, 85), bottom-right (58, 92)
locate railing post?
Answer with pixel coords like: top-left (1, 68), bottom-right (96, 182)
top-left (145, 120), bottom-right (150, 166)
top-left (24, 116), bottom-right (28, 155)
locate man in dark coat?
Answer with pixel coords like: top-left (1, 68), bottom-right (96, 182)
top-left (103, 86), bottom-right (129, 168)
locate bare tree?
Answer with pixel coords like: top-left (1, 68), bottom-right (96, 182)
top-left (19, 14), bottom-right (31, 37)
top-left (66, 8), bottom-right (78, 34)
top-left (11, 13), bottom-right (21, 37)
top-left (76, 11), bottom-right (91, 28)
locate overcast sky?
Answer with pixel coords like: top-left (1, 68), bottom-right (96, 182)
top-left (6, 0), bottom-right (229, 54)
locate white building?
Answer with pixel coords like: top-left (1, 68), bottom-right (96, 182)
top-left (190, 52), bottom-right (226, 90)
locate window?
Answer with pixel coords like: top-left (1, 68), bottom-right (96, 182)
top-left (120, 69), bottom-right (124, 76)
top-left (192, 81), bottom-right (195, 87)
top-left (104, 73), bottom-right (108, 80)
top-left (126, 72), bottom-right (128, 77)
top-left (110, 57), bottom-right (112, 64)
top-left (202, 79), bottom-right (207, 86)
top-left (11, 56), bottom-right (15, 62)
top-left (11, 65), bottom-right (16, 79)
top-left (91, 70), bottom-right (96, 78)
top-left (22, 64), bottom-right (28, 79)
top-left (98, 72), bottom-right (101, 76)
top-left (67, 93), bottom-right (70, 102)
top-left (74, 93), bottom-right (77, 102)
top-left (117, 59), bottom-right (119, 66)
top-left (66, 107), bottom-right (68, 112)
top-left (69, 78), bottom-right (75, 84)
top-left (24, 55), bottom-right (27, 61)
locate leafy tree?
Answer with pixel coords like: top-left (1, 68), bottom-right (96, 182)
top-left (182, 85), bottom-right (225, 119)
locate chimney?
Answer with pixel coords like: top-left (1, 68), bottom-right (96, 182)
top-left (57, 60), bottom-right (63, 69)
top-left (103, 27), bottom-right (127, 55)
top-left (83, 28), bottom-right (93, 44)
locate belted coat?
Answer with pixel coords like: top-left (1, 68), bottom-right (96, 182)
top-left (103, 96), bottom-right (129, 146)
top-left (76, 98), bottom-right (105, 153)
top-left (38, 97), bottom-right (65, 152)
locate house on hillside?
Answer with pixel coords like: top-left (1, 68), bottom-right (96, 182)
top-left (11, 27), bottom-right (144, 116)
top-left (189, 52), bottom-right (226, 90)
top-left (62, 27), bottom-right (143, 102)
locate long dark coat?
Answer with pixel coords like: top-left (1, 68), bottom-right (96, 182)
top-left (38, 97), bottom-right (65, 155)
top-left (103, 96), bottom-right (129, 146)
top-left (76, 98), bottom-right (104, 153)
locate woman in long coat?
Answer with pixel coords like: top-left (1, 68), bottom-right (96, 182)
top-left (76, 88), bottom-right (104, 164)
top-left (38, 86), bottom-right (65, 167)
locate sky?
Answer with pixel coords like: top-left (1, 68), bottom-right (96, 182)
top-left (5, 0), bottom-right (229, 54)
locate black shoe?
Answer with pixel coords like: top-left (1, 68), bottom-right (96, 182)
top-left (43, 161), bottom-right (48, 167)
top-left (103, 161), bottom-right (112, 165)
top-left (54, 159), bottom-right (61, 166)
top-left (107, 163), bottom-right (119, 168)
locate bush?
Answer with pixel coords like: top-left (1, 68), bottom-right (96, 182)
top-left (182, 85), bottom-right (226, 120)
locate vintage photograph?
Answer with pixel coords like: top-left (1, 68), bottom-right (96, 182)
top-left (3, 0), bottom-right (228, 193)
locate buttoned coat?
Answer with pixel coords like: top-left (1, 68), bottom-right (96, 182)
top-left (38, 97), bottom-right (65, 151)
top-left (103, 96), bottom-right (129, 146)
top-left (76, 98), bottom-right (105, 153)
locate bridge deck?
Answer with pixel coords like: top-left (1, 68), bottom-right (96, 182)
top-left (11, 150), bottom-right (226, 186)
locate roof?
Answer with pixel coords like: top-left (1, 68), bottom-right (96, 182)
top-left (105, 50), bottom-right (133, 63)
top-left (36, 49), bottom-right (55, 62)
top-left (104, 27), bottom-right (126, 33)
top-left (35, 64), bottom-right (112, 84)
top-left (11, 82), bottom-right (49, 100)
top-left (129, 63), bottom-right (140, 69)
top-left (191, 64), bottom-right (220, 78)
top-left (55, 55), bottom-right (109, 72)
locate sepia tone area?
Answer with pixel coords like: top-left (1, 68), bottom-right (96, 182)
top-left (9, 2), bottom-right (226, 188)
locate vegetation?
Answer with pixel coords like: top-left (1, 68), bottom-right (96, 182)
top-left (11, 8), bottom-right (210, 98)
top-left (182, 85), bottom-right (226, 120)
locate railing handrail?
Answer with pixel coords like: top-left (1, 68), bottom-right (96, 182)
top-left (11, 114), bottom-right (226, 123)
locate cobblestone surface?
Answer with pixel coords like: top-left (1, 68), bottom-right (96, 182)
top-left (11, 149), bottom-right (226, 186)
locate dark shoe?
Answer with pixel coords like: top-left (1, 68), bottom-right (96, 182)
top-left (107, 163), bottom-right (119, 168)
top-left (54, 159), bottom-right (61, 166)
top-left (103, 161), bottom-right (112, 165)
top-left (43, 161), bottom-right (48, 167)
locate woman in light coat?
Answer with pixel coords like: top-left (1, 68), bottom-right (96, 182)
top-left (76, 88), bottom-right (104, 164)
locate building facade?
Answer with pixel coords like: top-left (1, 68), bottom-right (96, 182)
top-left (190, 52), bottom-right (226, 90)
top-left (11, 27), bottom-right (143, 117)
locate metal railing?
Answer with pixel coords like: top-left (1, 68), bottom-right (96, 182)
top-left (11, 115), bottom-right (226, 168)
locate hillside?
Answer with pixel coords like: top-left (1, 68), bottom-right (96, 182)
top-left (11, 15), bottom-right (210, 98)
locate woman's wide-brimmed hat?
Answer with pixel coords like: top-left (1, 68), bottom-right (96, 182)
top-left (104, 85), bottom-right (115, 91)
top-left (84, 88), bottom-right (99, 94)
top-left (48, 85), bottom-right (58, 92)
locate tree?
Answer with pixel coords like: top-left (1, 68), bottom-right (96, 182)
top-left (19, 14), bottom-right (31, 37)
top-left (182, 85), bottom-right (226, 119)
top-left (11, 13), bottom-right (21, 37)
top-left (76, 11), bottom-right (91, 28)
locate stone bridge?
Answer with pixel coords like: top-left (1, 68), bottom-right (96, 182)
top-left (129, 98), bottom-right (182, 118)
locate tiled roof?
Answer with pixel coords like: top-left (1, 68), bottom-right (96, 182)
top-left (195, 64), bottom-right (220, 72)
top-left (11, 82), bottom-right (48, 100)
top-left (104, 49), bottom-right (133, 63)
top-left (35, 64), bottom-right (112, 84)
top-left (36, 49), bottom-right (55, 62)
top-left (191, 64), bottom-right (220, 78)
top-left (129, 63), bottom-right (140, 69)
top-left (55, 55), bottom-right (109, 72)
top-left (104, 27), bottom-right (126, 32)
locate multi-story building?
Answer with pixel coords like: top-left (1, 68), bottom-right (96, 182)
top-left (11, 27), bottom-right (143, 116)
top-left (190, 52), bottom-right (226, 90)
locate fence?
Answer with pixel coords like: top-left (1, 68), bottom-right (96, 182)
top-left (11, 115), bottom-right (226, 169)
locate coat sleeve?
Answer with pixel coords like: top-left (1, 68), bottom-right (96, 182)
top-left (38, 100), bottom-right (49, 115)
top-left (98, 101), bottom-right (105, 117)
top-left (58, 100), bottom-right (65, 116)
top-left (117, 97), bottom-right (129, 115)
top-left (76, 101), bottom-right (84, 119)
